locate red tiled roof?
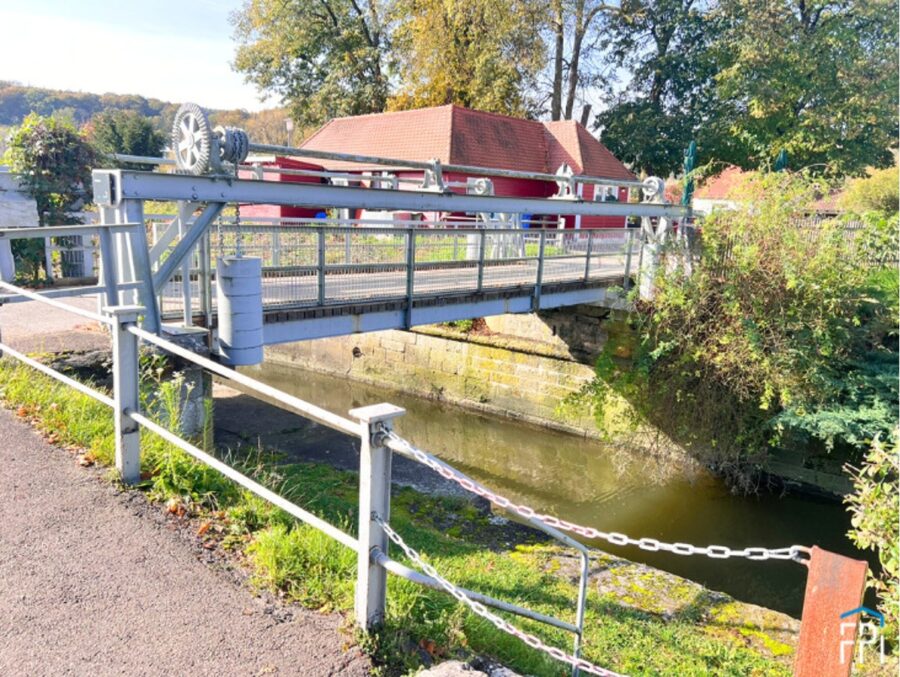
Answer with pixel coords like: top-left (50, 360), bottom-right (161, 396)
top-left (300, 104), bottom-right (634, 180)
top-left (694, 165), bottom-right (747, 200)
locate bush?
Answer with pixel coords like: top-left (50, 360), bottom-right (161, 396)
top-left (592, 171), bottom-right (898, 485)
top-left (845, 432), bottom-right (899, 644)
top-left (841, 166), bottom-right (900, 216)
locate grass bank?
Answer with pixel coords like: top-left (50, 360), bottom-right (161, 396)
top-left (0, 358), bottom-right (796, 676)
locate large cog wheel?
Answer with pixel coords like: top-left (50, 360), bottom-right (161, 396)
top-left (172, 103), bottom-right (213, 175)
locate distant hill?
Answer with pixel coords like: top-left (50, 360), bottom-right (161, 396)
top-left (0, 82), bottom-right (293, 152)
top-left (0, 81), bottom-right (182, 129)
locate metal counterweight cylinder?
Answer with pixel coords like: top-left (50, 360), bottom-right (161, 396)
top-left (216, 256), bottom-right (264, 366)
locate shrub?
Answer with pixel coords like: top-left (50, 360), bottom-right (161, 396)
top-left (841, 166), bottom-right (900, 216)
top-left (593, 171), bottom-right (898, 485)
top-left (845, 432), bottom-right (899, 644)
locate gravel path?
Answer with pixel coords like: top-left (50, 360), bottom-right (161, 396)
top-left (0, 407), bottom-right (370, 676)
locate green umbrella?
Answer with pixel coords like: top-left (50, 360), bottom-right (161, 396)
top-left (681, 141), bottom-right (697, 206)
top-left (774, 149), bottom-right (788, 172)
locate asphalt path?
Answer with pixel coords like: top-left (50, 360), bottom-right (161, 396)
top-left (0, 390), bottom-right (369, 675)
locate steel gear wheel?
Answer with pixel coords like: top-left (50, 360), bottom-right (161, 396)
top-left (232, 129), bottom-right (250, 164)
top-left (172, 103), bottom-right (213, 175)
top-left (214, 125), bottom-right (235, 165)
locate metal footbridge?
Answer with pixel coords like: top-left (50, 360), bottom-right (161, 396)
top-left (2, 101), bottom-right (690, 361)
top-left (0, 103), bottom-right (872, 676)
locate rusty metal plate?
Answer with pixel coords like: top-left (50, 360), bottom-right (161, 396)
top-left (794, 545), bottom-right (869, 676)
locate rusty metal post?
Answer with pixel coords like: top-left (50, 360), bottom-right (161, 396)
top-left (794, 546), bottom-right (870, 676)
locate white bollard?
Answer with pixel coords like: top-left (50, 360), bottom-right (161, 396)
top-left (216, 256), bottom-right (264, 366)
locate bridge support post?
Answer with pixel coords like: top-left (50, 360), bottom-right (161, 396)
top-left (107, 305), bottom-right (143, 485)
top-left (350, 403), bottom-right (405, 630)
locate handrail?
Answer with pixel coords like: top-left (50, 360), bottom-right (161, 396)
top-left (128, 410), bottom-right (358, 549)
top-left (0, 280), bottom-right (111, 324)
top-left (127, 325), bottom-right (359, 436)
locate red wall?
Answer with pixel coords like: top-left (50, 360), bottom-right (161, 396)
top-left (237, 159), bottom-right (629, 228)
top-left (238, 158), bottom-right (328, 219)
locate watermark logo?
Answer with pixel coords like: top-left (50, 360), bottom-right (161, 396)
top-left (839, 606), bottom-right (885, 665)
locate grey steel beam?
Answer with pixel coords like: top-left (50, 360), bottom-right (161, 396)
top-left (0, 224), bottom-right (136, 239)
top-left (100, 170), bottom-right (690, 220)
top-left (249, 141), bottom-right (648, 190)
top-left (152, 202), bottom-right (224, 292)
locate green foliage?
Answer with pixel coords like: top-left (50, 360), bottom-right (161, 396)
top-left (714, 0), bottom-right (898, 176)
top-left (3, 113), bottom-right (95, 226)
top-left (593, 172), bottom-right (898, 484)
top-left (388, 0), bottom-right (545, 116)
top-left (87, 110), bottom-right (165, 169)
top-left (594, 0), bottom-right (728, 176)
top-left (3, 113), bottom-right (96, 281)
top-left (841, 166), bottom-right (900, 216)
top-left (845, 432), bottom-right (899, 644)
top-left (232, 0), bottom-right (390, 131)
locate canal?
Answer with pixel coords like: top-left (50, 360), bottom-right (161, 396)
top-left (230, 361), bottom-right (877, 619)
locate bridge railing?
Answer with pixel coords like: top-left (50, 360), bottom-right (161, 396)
top-left (149, 218), bottom-right (641, 319)
top-left (0, 274), bottom-right (596, 674)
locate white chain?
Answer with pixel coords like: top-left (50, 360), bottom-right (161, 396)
top-left (383, 431), bottom-right (810, 565)
top-left (374, 514), bottom-right (625, 677)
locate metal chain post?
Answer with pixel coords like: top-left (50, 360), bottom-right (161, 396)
top-left (350, 403), bottom-right (405, 629)
top-left (374, 514), bottom-right (624, 677)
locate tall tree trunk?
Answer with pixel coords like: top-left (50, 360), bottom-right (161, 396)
top-left (580, 103), bottom-right (592, 127)
top-left (551, 0), bottom-right (564, 120)
top-left (564, 14), bottom-right (586, 119)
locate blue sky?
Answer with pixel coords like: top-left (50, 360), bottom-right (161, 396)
top-left (0, 0), bottom-right (269, 110)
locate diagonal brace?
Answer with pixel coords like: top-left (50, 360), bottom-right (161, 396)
top-left (152, 202), bottom-right (224, 292)
top-left (148, 201), bottom-right (202, 265)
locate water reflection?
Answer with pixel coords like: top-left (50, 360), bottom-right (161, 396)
top-left (241, 361), bottom-right (875, 618)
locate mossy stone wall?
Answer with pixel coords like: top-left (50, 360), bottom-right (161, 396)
top-left (264, 306), bottom-right (635, 436)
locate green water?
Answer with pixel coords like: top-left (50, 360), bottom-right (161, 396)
top-left (242, 361), bottom-right (877, 619)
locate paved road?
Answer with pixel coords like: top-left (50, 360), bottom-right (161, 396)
top-left (0, 407), bottom-right (370, 676)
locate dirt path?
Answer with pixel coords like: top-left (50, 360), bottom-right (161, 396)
top-left (0, 407), bottom-right (370, 676)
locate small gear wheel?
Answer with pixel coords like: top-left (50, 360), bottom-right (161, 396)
top-left (232, 129), bottom-right (250, 164)
top-left (214, 126), bottom-right (235, 164)
top-left (172, 103), bottom-right (213, 175)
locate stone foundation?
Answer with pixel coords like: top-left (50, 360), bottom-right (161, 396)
top-left (265, 306), bottom-right (635, 436)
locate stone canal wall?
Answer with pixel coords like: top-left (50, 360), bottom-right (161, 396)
top-left (265, 305), bottom-right (635, 436)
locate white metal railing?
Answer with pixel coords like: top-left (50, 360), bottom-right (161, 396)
top-left (0, 278), bottom-right (599, 675)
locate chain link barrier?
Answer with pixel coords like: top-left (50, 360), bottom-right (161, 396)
top-left (383, 430), bottom-right (811, 565)
top-left (374, 514), bottom-right (624, 677)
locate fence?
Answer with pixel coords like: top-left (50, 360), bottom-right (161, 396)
top-left (0, 275), bottom-right (603, 674)
top-left (147, 216), bottom-right (641, 321)
top-left (0, 270), bottom-right (822, 676)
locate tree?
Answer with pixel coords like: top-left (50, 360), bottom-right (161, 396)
top-left (87, 110), bottom-right (165, 169)
top-left (232, 0), bottom-right (390, 130)
top-left (714, 0), bottom-right (899, 176)
top-left (593, 0), bottom-right (726, 176)
top-left (388, 0), bottom-right (545, 115)
top-left (3, 114), bottom-right (95, 280)
top-left (548, 0), bottom-right (618, 122)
